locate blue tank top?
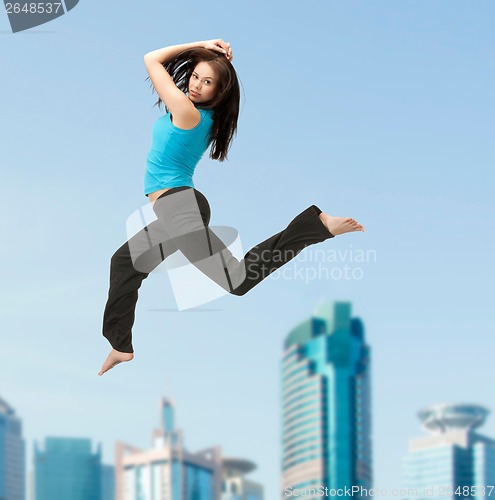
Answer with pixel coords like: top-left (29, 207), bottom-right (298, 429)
top-left (144, 107), bottom-right (214, 196)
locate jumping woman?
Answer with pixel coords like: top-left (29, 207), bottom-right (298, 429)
top-left (98, 38), bottom-right (365, 376)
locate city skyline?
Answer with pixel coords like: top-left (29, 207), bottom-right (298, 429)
top-left (3, 373), bottom-right (495, 497)
top-left (2, 391), bottom-right (262, 500)
top-left (1, 1), bottom-right (494, 498)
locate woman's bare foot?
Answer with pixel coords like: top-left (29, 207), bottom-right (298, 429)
top-left (319, 213), bottom-right (365, 236)
top-left (98, 349), bottom-right (134, 376)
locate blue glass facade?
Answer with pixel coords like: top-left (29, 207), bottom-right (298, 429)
top-left (185, 463), bottom-right (214, 500)
top-left (124, 460), bottom-right (215, 500)
top-left (172, 459), bottom-right (181, 499)
top-left (100, 464), bottom-right (115, 500)
top-left (473, 440), bottom-right (495, 485)
top-left (162, 399), bottom-right (175, 436)
top-left (403, 440), bottom-right (495, 499)
top-left (281, 301), bottom-right (372, 496)
top-left (403, 445), bottom-right (458, 497)
top-left (0, 397), bottom-right (25, 500)
top-left (35, 437), bottom-right (102, 500)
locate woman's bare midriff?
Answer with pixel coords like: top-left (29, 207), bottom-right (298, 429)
top-left (148, 188), bottom-right (173, 206)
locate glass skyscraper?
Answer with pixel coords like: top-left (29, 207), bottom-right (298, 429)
top-left (116, 396), bottom-right (264, 500)
top-left (34, 437), bottom-right (103, 500)
top-left (0, 396), bottom-right (25, 500)
top-left (402, 403), bottom-right (495, 500)
top-left (281, 300), bottom-right (372, 498)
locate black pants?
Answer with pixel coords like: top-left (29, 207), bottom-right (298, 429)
top-left (102, 187), bottom-right (334, 353)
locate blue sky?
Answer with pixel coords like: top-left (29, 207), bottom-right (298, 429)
top-left (1, 0), bottom-right (494, 497)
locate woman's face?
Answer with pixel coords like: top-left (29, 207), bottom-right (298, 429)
top-left (188, 62), bottom-right (218, 104)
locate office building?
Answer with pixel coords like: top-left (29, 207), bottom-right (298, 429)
top-left (116, 396), bottom-right (264, 500)
top-left (281, 300), bottom-right (372, 498)
top-left (101, 464), bottom-right (115, 500)
top-left (221, 458), bottom-right (263, 500)
top-left (402, 403), bottom-right (495, 499)
top-left (34, 437), bottom-right (102, 500)
top-left (0, 395), bottom-right (25, 500)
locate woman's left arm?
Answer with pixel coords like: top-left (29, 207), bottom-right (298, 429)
top-left (144, 39), bottom-right (232, 63)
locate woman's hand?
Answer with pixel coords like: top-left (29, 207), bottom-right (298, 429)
top-left (203, 38), bottom-right (233, 61)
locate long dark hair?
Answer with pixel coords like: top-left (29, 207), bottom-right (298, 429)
top-left (146, 47), bottom-right (241, 162)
